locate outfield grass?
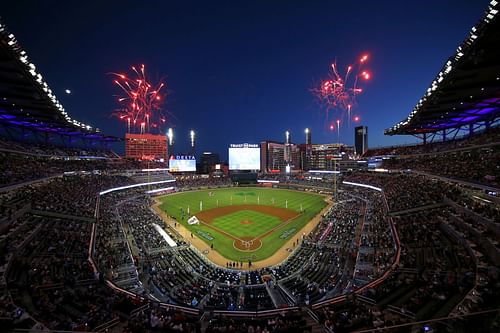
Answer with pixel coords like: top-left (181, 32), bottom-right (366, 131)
top-left (158, 187), bottom-right (327, 261)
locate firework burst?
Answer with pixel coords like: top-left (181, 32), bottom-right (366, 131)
top-left (111, 64), bottom-right (166, 134)
top-left (313, 54), bottom-right (371, 127)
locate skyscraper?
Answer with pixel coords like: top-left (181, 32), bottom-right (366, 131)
top-left (355, 126), bottom-right (368, 155)
top-left (200, 152), bottom-right (220, 174)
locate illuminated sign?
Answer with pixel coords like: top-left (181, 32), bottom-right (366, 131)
top-left (230, 143), bottom-right (259, 148)
top-left (169, 155), bottom-right (196, 172)
top-left (170, 155), bottom-right (195, 160)
top-left (229, 144), bottom-right (260, 170)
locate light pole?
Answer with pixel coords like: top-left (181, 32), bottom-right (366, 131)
top-left (167, 127), bottom-right (174, 156)
top-left (347, 104), bottom-right (352, 128)
top-left (336, 119), bottom-right (340, 144)
top-left (190, 130), bottom-right (195, 155)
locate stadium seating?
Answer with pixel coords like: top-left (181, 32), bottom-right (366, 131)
top-left (0, 141), bottom-right (499, 332)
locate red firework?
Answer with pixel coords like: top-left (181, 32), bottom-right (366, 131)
top-left (111, 64), bottom-right (166, 134)
top-left (313, 53), bottom-right (371, 126)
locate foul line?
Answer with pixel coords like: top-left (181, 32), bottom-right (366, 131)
top-left (197, 211), bottom-right (303, 251)
top-left (197, 219), bottom-right (245, 242)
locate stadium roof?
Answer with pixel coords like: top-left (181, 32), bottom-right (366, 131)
top-left (0, 19), bottom-right (118, 141)
top-left (385, 0), bottom-right (500, 136)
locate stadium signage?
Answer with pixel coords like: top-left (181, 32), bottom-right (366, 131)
top-left (169, 155), bottom-right (196, 172)
top-left (171, 155), bottom-right (195, 160)
top-left (230, 143), bottom-right (259, 148)
top-left (279, 228), bottom-right (296, 239)
top-left (141, 154), bottom-right (156, 161)
top-left (196, 230), bottom-right (214, 241)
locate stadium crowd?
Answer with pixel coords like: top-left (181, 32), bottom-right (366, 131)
top-left (361, 128), bottom-right (500, 188)
top-left (0, 137), bottom-right (118, 158)
top-left (0, 137), bottom-right (498, 332)
top-left (0, 170), bottom-right (156, 330)
top-left (383, 145), bottom-right (500, 187)
top-left (0, 140), bottom-right (171, 188)
top-left (175, 175), bottom-right (233, 189)
top-left (313, 174), bottom-right (499, 332)
top-left (363, 127), bottom-right (500, 157)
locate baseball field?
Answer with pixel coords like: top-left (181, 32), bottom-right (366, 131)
top-left (158, 187), bottom-right (327, 261)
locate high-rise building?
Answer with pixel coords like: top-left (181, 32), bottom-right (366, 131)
top-left (260, 141), bottom-right (284, 172)
top-left (200, 152), bottom-right (220, 174)
top-left (355, 126), bottom-right (368, 155)
top-left (125, 133), bottom-right (168, 162)
top-left (295, 143), bottom-right (357, 171)
top-left (307, 143), bottom-right (342, 170)
top-left (260, 141), bottom-right (301, 172)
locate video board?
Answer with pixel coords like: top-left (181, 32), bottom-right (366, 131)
top-left (169, 155), bottom-right (196, 172)
top-left (228, 143), bottom-right (260, 170)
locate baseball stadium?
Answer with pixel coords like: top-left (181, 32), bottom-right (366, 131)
top-left (0, 1), bottom-right (499, 333)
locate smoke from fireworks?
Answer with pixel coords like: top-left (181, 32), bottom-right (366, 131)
top-left (111, 64), bottom-right (166, 134)
top-left (312, 54), bottom-right (371, 127)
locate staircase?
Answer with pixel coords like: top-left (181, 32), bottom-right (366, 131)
top-left (303, 307), bottom-right (328, 333)
top-left (264, 281), bottom-right (290, 308)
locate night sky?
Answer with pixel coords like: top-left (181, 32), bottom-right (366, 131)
top-left (0, 1), bottom-right (487, 159)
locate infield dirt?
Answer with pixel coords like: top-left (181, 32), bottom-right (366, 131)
top-left (195, 204), bottom-right (300, 251)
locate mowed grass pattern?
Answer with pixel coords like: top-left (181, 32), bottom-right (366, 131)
top-left (159, 187), bottom-right (327, 261)
top-left (211, 210), bottom-right (282, 239)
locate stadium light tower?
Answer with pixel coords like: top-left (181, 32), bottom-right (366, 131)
top-left (190, 130), bottom-right (196, 154)
top-left (167, 127), bottom-right (174, 156)
top-left (305, 128), bottom-right (311, 145)
top-left (336, 119), bottom-right (340, 144)
top-left (167, 128), bottom-right (174, 146)
top-left (190, 130), bottom-right (195, 147)
top-left (284, 130), bottom-right (291, 165)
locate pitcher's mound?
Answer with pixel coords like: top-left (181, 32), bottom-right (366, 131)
top-left (240, 219), bottom-right (252, 225)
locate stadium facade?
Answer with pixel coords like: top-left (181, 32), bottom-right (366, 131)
top-left (0, 20), bottom-right (119, 148)
top-left (385, 0), bottom-right (500, 142)
top-left (125, 133), bottom-right (168, 161)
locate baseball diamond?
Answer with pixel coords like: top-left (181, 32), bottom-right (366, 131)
top-left (158, 187), bottom-right (328, 262)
